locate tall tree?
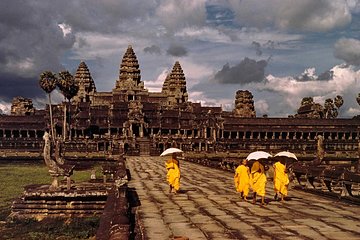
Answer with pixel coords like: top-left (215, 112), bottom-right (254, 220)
top-left (296, 95), bottom-right (343, 119)
top-left (57, 71), bottom-right (79, 140)
top-left (324, 95), bottom-right (344, 118)
top-left (39, 71), bottom-right (57, 142)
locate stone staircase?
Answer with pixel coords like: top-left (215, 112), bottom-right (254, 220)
top-left (137, 137), bottom-right (150, 156)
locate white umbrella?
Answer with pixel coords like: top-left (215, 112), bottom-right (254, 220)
top-left (160, 147), bottom-right (183, 156)
top-left (274, 151), bottom-right (298, 160)
top-left (246, 151), bottom-right (272, 161)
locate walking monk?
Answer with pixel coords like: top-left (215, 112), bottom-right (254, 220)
top-left (251, 160), bottom-right (267, 205)
top-left (234, 159), bottom-right (250, 201)
top-left (273, 160), bottom-right (290, 201)
top-left (165, 153), bottom-right (181, 194)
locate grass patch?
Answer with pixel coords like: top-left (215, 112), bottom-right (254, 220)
top-left (0, 162), bottom-right (102, 239)
top-left (2, 216), bottom-right (99, 240)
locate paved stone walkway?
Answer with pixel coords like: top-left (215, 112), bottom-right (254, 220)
top-left (126, 156), bottom-right (360, 240)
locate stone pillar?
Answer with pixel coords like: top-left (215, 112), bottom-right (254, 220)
top-left (357, 142), bottom-right (360, 172)
top-left (140, 124), bottom-right (144, 138)
top-left (316, 135), bottom-right (325, 161)
top-left (66, 176), bottom-right (71, 191)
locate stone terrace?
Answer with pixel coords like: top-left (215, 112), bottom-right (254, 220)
top-left (127, 156), bottom-right (360, 240)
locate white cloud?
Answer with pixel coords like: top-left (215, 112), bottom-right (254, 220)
top-left (229, 0), bottom-right (351, 32)
top-left (255, 99), bottom-right (269, 116)
top-left (346, 107), bottom-right (360, 115)
top-left (0, 101), bottom-right (11, 115)
top-left (260, 64), bottom-right (360, 117)
top-left (175, 27), bottom-right (233, 43)
top-left (58, 23), bottom-right (72, 37)
top-left (346, 0), bottom-right (360, 13)
top-left (180, 61), bottom-right (214, 88)
top-left (156, 0), bottom-right (207, 32)
top-left (144, 69), bottom-right (169, 92)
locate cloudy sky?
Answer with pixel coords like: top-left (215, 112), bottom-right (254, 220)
top-left (1, 0), bottom-right (360, 117)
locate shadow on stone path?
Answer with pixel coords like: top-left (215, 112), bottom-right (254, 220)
top-left (127, 156), bottom-right (360, 240)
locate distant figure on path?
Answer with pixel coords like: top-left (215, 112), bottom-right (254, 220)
top-left (273, 160), bottom-right (290, 201)
top-left (165, 153), bottom-right (181, 194)
top-left (234, 159), bottom-right (250, 201)
top-left (251, 161), bottom-right (267, 205)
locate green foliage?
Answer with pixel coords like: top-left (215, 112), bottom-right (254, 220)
top-left (39, 71), bottom-right (57, 94)
top-left (298, 95), bottom-right (344, 119)
top-left (57, 71), bottom-right (79, 101)
top-left (0, 162), bottom-right (102, 239)
top-left (2, 217), bottom-right (99, 240)
top-left (0, 163), bottom-right (50, 216)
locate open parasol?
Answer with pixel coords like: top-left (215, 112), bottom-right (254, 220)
top-left (274, 151), bottom-right (298, 165)
top-left (246, 151), bottom-right (272, 161)
top-left (160, 147), bottom-right (183, 156)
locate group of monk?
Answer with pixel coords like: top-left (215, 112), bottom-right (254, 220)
top-left (164, 153), bottom-right (290, 203)
top-left (234, 158), bottom-right (290, 205)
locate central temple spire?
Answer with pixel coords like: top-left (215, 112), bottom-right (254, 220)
top-left (115, 45), bottom-right (142, 90)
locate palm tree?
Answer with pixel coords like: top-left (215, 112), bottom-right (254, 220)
top-left (39, 71), bottom-right (57, 143)
top-left (57, 71), bottom-right (79, 140)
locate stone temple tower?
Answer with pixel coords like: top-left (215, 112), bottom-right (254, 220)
top-left (162, 61), bottom-right (188, 106)
top-left (114, 45), bottom-right (144, 91)
top-left (73, 61), bottom-right (96, 103)
top-left (233, 90), bottom-right (256, 117)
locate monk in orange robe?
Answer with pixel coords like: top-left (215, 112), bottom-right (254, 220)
top-left (251, 160), bottom-right (267, 205)
top-left (234, 159), bottom-right (250, 200)
top-left (165, 153), bottom-right (180, 194)
top-left (273, 160), bottom-right (290, 201)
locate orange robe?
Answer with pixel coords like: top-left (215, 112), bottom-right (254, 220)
top-left (273, 161), bottom-right (290, 196)
top-left (251, 161), bottom-right (267, 197)
top-left (165, 158), bottom-right (180, 191)
top-left (234, 165), bottom-right (250, 197)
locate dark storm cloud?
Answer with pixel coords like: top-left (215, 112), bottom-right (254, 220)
top-left (59, 0), bottom-right (156, 33)
top-left (144, 45), bottom-right (162, 55)
top-left (0, 0), bottom-right (157, 102)
top-left (264, 40), bottom-right (276, 49)
top-left (334, 38), bottom-right (360, 66)
top-left (214, 58), bottom-right (267, 84)
top-left (251, 41), bottom-right (262, 56)
top-left (295, 69), bottom-right (334, 81)
top-left (317, 70), bottom-right (334, 80)
top-left (0, 1), bottom-right (76, 101)
top-left (0, 73), bottom-right (42, 101)
top-left (166, 43), bottom-right (188, 57)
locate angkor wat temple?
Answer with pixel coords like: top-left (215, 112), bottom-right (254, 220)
top-left (1, 45), bottom-right (360, 160)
